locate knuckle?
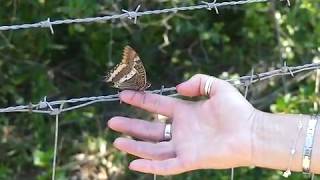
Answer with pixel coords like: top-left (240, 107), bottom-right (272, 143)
top-left (215, 78), bottom-right (232, 90)
top-left (125, 126), bottom-right (135, 135)
top-left (134, 142), bottom-right (144, 153)
top-left (195, 73), bottom-right (213, 80)
top-left (144, 94), bottom-right (158, 109)
top-left (130, 91), bottom-right (145, 107)
top-left (135, 92), bottom-right (148, 107)
top-left (126, 91), bottom-right (137, 103)
top-left (192, 73), bottom-right (203, 80)
top-left (145, 124), bottom-right (156, 139)
top-left (158, 164), bottom-right (169, 174)
top-left (141, 92), bottom-right (149, 106)
top-left (148, 162), bottom-right (157, 172)
top-left (156, 150), bottom-right (171, 160)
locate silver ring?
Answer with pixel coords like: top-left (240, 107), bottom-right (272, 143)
top-left (204, 76), bottom-right (214, 96)
top-left (164, 123), bottom-right (172, 141)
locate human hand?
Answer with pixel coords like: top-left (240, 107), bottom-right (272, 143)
top-left (108, 74), bottom-right (256, 175)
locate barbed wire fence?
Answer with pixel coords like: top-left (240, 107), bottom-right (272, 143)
top-left (1, 62), bottom-right (318, 114)
top-left (1, 0), bottom-right (311, 180)
top-left (0, 0), bottom-right (291, 33)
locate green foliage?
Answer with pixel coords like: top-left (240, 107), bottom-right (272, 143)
top-left (271, 82), bottom-right (318, 114)
top-left (0, 0), bottom-right (319, 179)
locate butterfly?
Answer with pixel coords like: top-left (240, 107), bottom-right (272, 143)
top-left (105, 46), bottom-right (151, 91)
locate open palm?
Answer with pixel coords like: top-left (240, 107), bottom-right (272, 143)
top-left (108, 74), bottom-right (256, 175)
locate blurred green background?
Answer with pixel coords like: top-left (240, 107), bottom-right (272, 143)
top-left (0, 0), bottom-right (319, 179)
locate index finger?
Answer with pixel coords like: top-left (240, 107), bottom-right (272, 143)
top-left (120, 90), bottom-right (181, 117)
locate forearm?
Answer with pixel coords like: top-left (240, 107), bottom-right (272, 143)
top-left (252, 111), bottom-right (320, 174)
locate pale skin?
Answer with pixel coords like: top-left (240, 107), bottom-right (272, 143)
top-left (107, 74), bottom-right (320, 175)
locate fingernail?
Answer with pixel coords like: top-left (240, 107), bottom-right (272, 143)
top-left (113, 138), bottom-right (124, 148)
top-left (176, 82), bottom-right (184, 89)
top-left (176, 81), bottom-right (188, 91)
top-left (129, 161), bottom-right (138, 170)
top-left (128, 163), bottom-right (134, 170)
top-left (107, 120), bottom-right (112, 128)
top-left (107, 119), bottom-right (115, 129)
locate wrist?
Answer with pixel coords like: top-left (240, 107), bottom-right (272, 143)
top-left (251, 111), bottom-right (309, 172)
top-left (234, 107), bottom-right (259, 167)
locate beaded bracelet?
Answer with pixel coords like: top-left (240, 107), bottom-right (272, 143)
top-left (282, 116), bottom-right (304, 178)
top-left (302, 115), bottom-right (319, 173)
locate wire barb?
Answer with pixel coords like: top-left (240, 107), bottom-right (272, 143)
top-left (40, 18), bottom-right (54, 34)
top-left (49, 108), bottom-right (61, 116)
top-left (28, 103), bottom-right (33, 113)
top-left (39, 96), bottom-right (52, 110)
top-left (254, 73), bottom-right (261, 81)
top-left (244, 68), bottom-right (255, 97)
top-left (201, 0), bottom-right (219, 14)
top-left (160, 85), bottom-right (165, 95)
top-left (122, 5), bottom-right (141, 24)
top-left (281, 61), bottom-right (294, 77)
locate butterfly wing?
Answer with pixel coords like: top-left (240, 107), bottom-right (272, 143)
top-left (133, 58), bottom-right (150, 90)
top-left (121, 46), bottom-right (137, 65)
top-left (105, 62), bottom-right (127, 83)
top-left (105, 46), bottom-right (151, 90)
top-left (115, 60), bottom-right (149, 90)
top-left (105, 46), bottom-right (137, 83)
top-left (116, 73), bottom-right (142, 90)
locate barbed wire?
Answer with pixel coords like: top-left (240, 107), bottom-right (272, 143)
top-left (0, 62), bottom-right (318, 115)
top-left (0, 0), bottom-right (278, 33)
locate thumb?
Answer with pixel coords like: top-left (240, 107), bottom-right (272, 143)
top-left (176, 74), bottom-right (228, 97)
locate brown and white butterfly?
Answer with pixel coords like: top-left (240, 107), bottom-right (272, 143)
top-left (105, 46), bottom-right (151, 91)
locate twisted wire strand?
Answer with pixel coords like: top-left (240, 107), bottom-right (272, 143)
top-left (0, 0), bottom-right (268, 32)
top-left (0, 62), bottom-right (319, 115)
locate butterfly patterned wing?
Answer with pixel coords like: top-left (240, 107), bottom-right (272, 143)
top-left (105, 46), bottom-right (135, 83)
top-left (105, 45), bottom-right (151, 90)
top-left (121, 46), bottom-right (137, 65)
top-left (105, 62), bottom-right (126, 83)
top-left (132, 57), bottom-right (151, 90)
top-left (115, 60), bottom-right (150, 90)
top-left (116, 73), bottom-right (142, 90)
